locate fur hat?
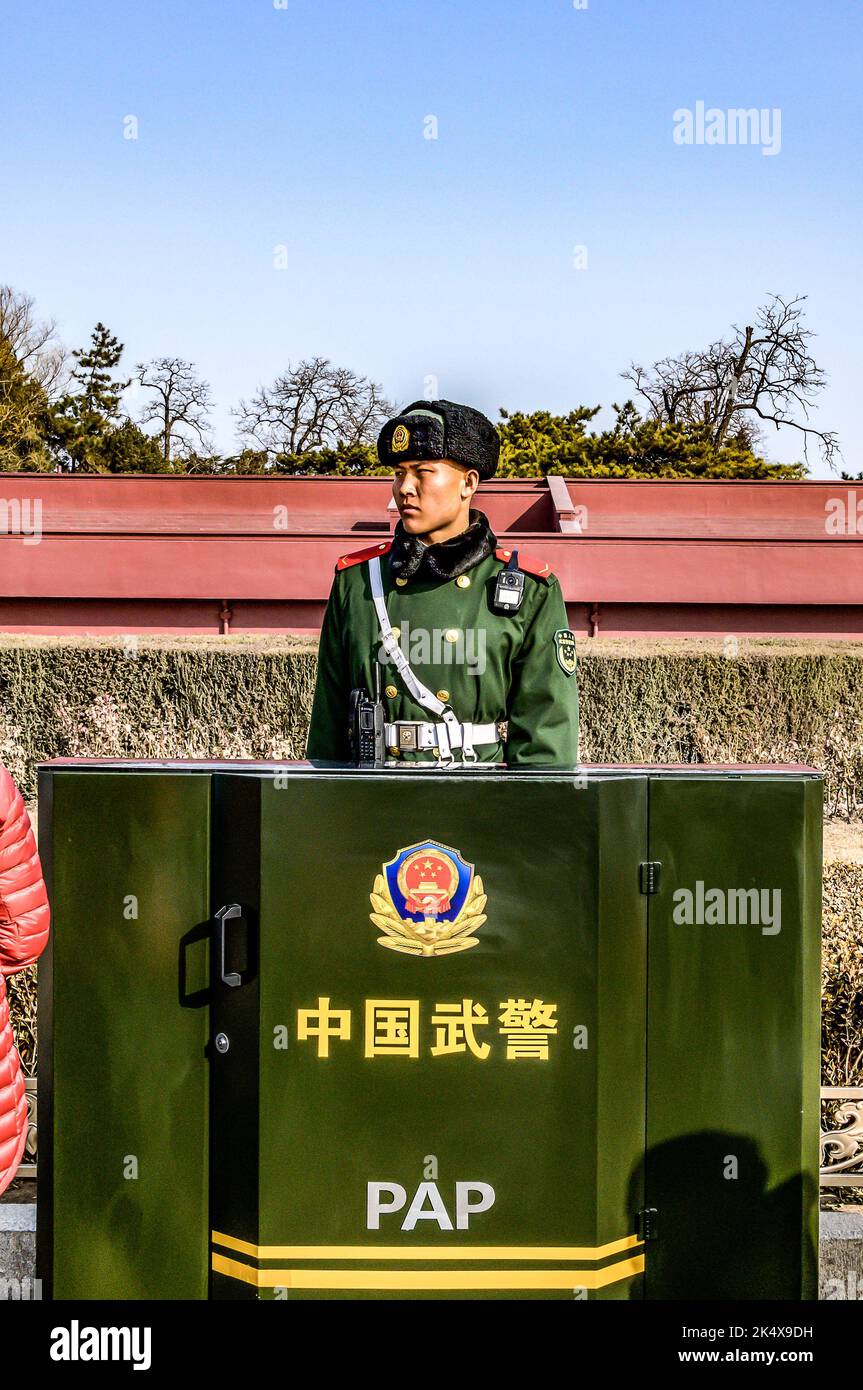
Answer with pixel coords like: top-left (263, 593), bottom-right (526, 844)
top-left (377, 399), bottom-right (500, 480)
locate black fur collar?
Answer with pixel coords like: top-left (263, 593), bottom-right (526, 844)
top-left (388, 508), bottom-right (497, 582)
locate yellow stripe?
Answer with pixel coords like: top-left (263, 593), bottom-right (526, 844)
top-left (210, 1230), bottom-right (642, 1262)
top-left (212, 1251), bottom-right (644, 1291)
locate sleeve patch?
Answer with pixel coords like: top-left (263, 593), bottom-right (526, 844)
top-left (554, 629), bottom-right (577, 676)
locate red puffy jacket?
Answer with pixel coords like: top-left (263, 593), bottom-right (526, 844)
top-left (0, 765), bottom-right (50, 1196)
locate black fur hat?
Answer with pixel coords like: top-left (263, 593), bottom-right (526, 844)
top-left (377, 399), bottom-right (500, 480)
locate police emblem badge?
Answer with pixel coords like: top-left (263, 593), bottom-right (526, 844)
top-left (554, 628), bottom-right (577, 676)
top-left (369, 839), bottom-right (487, 957)
top-left (392, 423), bottom-right (410, 452)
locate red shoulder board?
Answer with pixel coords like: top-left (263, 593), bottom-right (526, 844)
top-left (495, 546), bottom-right (554, 581)
top-left (336, 539), bottom-right (393, 571)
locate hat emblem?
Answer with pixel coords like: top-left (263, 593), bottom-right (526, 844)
top-left (392, 424), bottom-right (410, 452)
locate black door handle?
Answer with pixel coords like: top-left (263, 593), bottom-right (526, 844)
top-left (214, 902), bottom-right (243, 987)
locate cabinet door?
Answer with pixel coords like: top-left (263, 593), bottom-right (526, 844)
top-left (38, 770), bottom-right (212, 1300)
top-left (209, 770), bottom-right (648, 1300)
top-left (644, 774), bottom-right (822, 1300)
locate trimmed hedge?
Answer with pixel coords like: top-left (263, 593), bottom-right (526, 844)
top-left (822, 863), bottom-right (863, 1087)
top-left (1, 638), bottom-right (862, 1091)
top-left (0, 638), bottom-right (319, 799)
top-left (1, 637), bottom-right (862, 806)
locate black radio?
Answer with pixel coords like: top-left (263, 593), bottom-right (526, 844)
top-left (348, 663), bottom-right (386, 766)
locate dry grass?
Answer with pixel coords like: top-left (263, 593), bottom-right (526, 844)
top-left (587, 638), bottom-right (863, 659)
top-left (3, 633), bottom-right (862, 658)
top-left (824, 818), bottom-right (863, 864)
top-left (0, 632), bottom-right (318, 653)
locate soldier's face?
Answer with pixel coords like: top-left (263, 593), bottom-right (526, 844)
top-left (392, 459), bottom-right (478, 538)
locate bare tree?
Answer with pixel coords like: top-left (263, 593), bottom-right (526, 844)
top-left (233, 356), bottom-right (394, 459)
top-left (135, 357), bottom-right (213, 465)
top-left (622, 294), bottom-right (838, 467)
top-left (0, 285), bottom-right (66, 399)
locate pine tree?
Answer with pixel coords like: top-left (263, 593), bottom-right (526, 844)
top-left (69, 322), bottom-right (129, 420)
top-left (51, 322), bottom-right (132, 472)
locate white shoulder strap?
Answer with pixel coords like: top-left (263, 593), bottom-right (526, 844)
top-left (369, 556), bottom-right (462, 747)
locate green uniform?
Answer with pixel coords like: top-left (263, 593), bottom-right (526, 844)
top-left (306, 533), bottom-right (579, 768)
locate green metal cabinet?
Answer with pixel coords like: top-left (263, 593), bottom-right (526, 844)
top-left (37, 769), bottom-right (212, 1300)
top-left (644, 774), bottom-right (822, 1300)
top-left (37, 762), bottom-right (821, 1301)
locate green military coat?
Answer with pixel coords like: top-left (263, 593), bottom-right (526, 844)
top-left (306, 530), bottom-right (579, 768)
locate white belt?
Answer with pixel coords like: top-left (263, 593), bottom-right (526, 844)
top-left (384, 720), bottom-right (500, 754)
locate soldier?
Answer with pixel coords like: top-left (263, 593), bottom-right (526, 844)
top-left (306, 399), bottom-right (579, 767)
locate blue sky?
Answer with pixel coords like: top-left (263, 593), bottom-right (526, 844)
top-left (2, 0), bottom-right (860, 475)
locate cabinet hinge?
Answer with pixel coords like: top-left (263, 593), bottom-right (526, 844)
top-left (637, 1207), bottom-right (658, 1242)
top-left (639, 861), bottom-right (662, 894)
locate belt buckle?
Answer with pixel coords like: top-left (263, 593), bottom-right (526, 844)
top-left (398, 722), bottom-right (421, 750)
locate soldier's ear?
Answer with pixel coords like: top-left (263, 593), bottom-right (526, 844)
top-left (460, 467), bottom-right (480, 500)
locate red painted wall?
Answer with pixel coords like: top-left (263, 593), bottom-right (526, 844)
top-left (0, 474), bottom-right (860, 638)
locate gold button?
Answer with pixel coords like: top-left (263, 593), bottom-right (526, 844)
top-left (456, 574), bottom-right (471, 588)
top-left (385, 685), bottom-right (398, 698)
top-left (436, 689), bottom-right (450, 702)
top-left (388, 746), bottom-right (400, 756)
top-left (432, 746), bottom-right (440, 757)
top-left (444, 629), bottom-right (459, 643)
top-left (395, 577), bottom-right (408, 587)
top-left (391, 626), bottom-right (401, 640)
